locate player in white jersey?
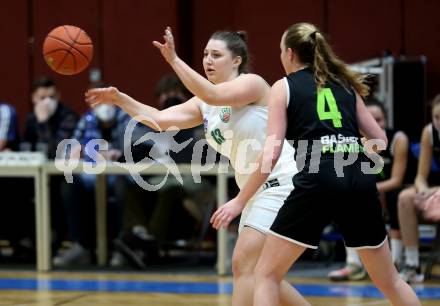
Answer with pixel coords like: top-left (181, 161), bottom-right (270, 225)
top-left (86, 27), bottom-right (309, 306)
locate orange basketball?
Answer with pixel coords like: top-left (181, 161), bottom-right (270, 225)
top-left (43, 25), bottom-right (93, 75)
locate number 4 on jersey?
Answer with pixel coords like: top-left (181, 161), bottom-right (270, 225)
top-left (317, 88), bottom-right (342, 128)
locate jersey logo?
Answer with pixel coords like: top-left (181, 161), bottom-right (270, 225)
top-left (219, 107), bottom-right (231, 123)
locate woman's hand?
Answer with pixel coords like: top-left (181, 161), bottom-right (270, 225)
top-left (422, 188), bottom-right (440, 221)
top-left (414, 189), bottom-right (435, 210)
top-left (152, 26), bottom-right (178, 64)
top-left (85, 87), bottom-right (121, 107)
top-left (210, 197), bottom-right (245, 230)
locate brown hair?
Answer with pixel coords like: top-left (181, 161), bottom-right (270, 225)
top-left (210, 31), bottom-right (249, 74)
top-left (154, 74), bottom-right (190, 98)
top-left (283, 23), bottom-right (369, 97)
top-left (432, 94), bottom-right (440, 109)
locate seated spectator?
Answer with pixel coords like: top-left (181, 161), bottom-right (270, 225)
top-left (24, 77), bottom-right (78, 158)
top-left (423, 188), bottom-right (440, 221)
top-left (0, 102), bottom-right (27, 261)
top-left (0, 103), bottom-right (19, 151)
top-left (398, 94), bottom-right (440, 283)
top-left (113, 74), bottom-right (215, 269)
top-left (329, 98), bottom-right (413, 281)
top-left (22, 77), bottom-right (78, 256)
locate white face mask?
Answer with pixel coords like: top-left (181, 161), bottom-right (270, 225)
top-left (94, 104), bottom-right (116, 122)
top-left (43, 97), bottom-right (58, 117)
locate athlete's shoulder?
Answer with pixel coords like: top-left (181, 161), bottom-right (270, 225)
top-left (421, 123), bottom-right (433, 146)
top-left (422, 123), bottom-right (432, 136)
top-left (238, 73), bottom-right (269, 87)
top-left (393, 130), bottom-right (409, 144)
top-left (269, 79), bottom-right (289, 107)
top-left (390, 130), bottom-right (409, 156)
top-left (272, 78), bottom-right (286, 87)
top-left (188, 95), bottom-right (207, 112)
top-left (271, 78), bottom-right (289, 95)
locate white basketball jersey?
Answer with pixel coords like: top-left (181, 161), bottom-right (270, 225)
top-left (199, 103), bottom-right (297, 188)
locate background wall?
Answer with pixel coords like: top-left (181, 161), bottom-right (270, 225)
top-left (1, 0), bottom-right (439, 134)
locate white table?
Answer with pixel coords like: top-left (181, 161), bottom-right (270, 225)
top-left (42, 161), bottom-right (234, 274)
top-left (0, 153), bottom-right (46, 271)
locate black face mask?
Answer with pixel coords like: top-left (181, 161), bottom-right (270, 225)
top-left (162, 96), bottom-right (184, 110)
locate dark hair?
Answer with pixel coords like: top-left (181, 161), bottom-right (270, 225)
top-left (32, 76), bottom-right (56, 92)
top-left (154, 74), bottom-right (190, 98)
top-left (432, 94), bottom-right (440, 109)
top-left (365, 97), bottom-right (387, 117)
top-left (283, 23), bottom-right (369, 97)
top-left (210, 31), bottom-right (249, 74)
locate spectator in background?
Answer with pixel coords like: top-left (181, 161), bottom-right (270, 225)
top-left (22, 77), bottom-right (78, 257)
top-left (53, 82), bottom-right (128, 267)
top-left (398, 94), bottom-right (440, 283)
top-left (0, 102), bottom-right (26, 262)
top-left (153, 73), bottom-right (203, 162)
top-left (113, 74), bottom-right (214, 269)
top-left (24, 77), bottom-right (78, 158)
top-left (423, 188), bottom-right (440, 221)
top-left (0, 103), bottom-right (19, 151)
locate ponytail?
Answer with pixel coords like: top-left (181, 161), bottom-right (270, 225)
top-left (285, 23), bottom-right (370, 97)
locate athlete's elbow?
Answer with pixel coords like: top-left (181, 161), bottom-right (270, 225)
top-left (153, 119), bottom-right (169, 131)
top-left (371, 133), bottom-right (388, 151)
top-left (393, 177), bottom-right (404, 189)
top-left (139, 115), bottom-right (166, 131)
top-left (139, 119), bottom-right (162, 131)
top-left (203, 95), bottom-right (223, 106)
top-left (380, 133), bottom-right (388, 150)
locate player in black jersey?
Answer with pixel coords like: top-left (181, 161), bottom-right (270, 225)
top-left (329, 99), bottom-right (413, 281)
top-left (211, 22), bottom-right (420, 305)
top-left (398, 94), bottom-right (440, 283)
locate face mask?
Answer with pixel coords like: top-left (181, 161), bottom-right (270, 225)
top-left (44, 97), bottom-right (58, 117)
top-left (94, 104), bottom-right (116, 122)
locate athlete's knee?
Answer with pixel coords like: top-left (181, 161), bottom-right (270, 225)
top-left (398, 188), bottom-right (416, 210)
top-left (254, 259), bottom-right (280, 284)
top-left (231, 252), bottom-right (243, 276)
top-left (254, 261), bottom-right (268, 280)
top-left (231, 247), bottom-right (255, 277)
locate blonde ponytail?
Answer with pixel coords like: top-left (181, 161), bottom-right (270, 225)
top-left (285, 23), bottom-right (370, 97)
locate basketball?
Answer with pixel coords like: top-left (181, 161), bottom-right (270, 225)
top-left (43, 25), bottom-right (93, 75)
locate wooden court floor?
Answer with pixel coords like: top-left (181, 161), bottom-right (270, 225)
top-left (0, 271), bottom-right (438, 305)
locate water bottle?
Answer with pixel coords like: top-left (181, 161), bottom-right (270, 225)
top-left (82, 113), bottom-right (101, 163)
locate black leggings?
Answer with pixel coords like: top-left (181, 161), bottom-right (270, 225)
top-left (385, 188), bottom-right (402, 230)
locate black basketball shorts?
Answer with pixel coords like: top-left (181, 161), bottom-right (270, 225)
top-left (270, 159), bottom-right (388, 249)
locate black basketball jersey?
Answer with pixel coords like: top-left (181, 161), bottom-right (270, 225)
top-left (376, 129), bottom-right (395, 182)
top-left (431, 124), bottom-right (440, 167)
top-left (284, 68), bottom-right (362, 164)
top-left (375, 128), bottom-right (417, 184)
